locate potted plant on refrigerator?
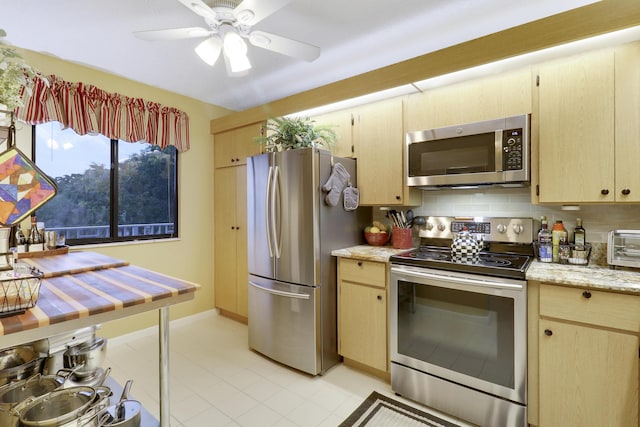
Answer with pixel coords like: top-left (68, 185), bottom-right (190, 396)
top-left (257, 116), bottom-right (336, 152)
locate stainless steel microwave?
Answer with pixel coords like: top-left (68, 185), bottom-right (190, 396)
top-left (406, 114), bottom-right (530, 189)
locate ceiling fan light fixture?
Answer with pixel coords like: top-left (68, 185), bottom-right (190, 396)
top-left (222, 30), bottom-right (251, 72)
top-left (195, 36), bottom-right (223, 66)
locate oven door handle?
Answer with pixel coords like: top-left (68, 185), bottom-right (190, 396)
top-left (391, 266), bottom-right (524, 291)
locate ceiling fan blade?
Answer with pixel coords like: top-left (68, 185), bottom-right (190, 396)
top-left (134, 27), bottom-right (212, 41)
top-left (249, 30), bottom-right (320, 62)
top-left (233, 0), bottom-right (293, 26)
top-left (177, 0), bottom-right (218, 21)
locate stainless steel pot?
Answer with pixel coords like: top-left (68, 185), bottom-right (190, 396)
top-left (17, 385), bottom-right (111, 427)
top-left (63, 338), bottom-right (107, 379)
top-left (97, 381), bottom-right (140, 427)
top-left (0, 373), bottom-right (64, 427)
top-left (0, 345), bottom-right (44, 386)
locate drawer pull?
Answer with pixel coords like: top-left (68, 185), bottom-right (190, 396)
top-left (582, 291), bottom-right (592, 299)
top-left (357, 261), bottom-right (363, 267)
top-left (544, 329), bottom-right (553, 336)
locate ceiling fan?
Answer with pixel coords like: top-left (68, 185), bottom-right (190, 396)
top-left (134, 0), bottom-right (321, 76)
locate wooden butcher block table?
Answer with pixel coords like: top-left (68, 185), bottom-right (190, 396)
top-left (0, 251), bottom-right (200, 427)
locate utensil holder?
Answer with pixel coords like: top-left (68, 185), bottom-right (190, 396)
top-left (391, 227), bottom-right (412, 249)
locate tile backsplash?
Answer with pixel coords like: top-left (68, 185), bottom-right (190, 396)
top-left (376, 187), bottom-right (640, 244)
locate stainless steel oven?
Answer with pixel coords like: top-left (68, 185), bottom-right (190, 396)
top-left (389, 217), bottom-right (533, 427)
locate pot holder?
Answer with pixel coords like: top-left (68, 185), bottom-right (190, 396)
top-left (0, 121), bottom-right (57, 226)
top-left (343, 184), bottom-right (359, 211)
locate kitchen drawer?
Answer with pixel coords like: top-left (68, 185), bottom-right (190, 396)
top-left (338, 258), bottom-right (387, 288)
top-left (539, 284), bottom-right (640, 332)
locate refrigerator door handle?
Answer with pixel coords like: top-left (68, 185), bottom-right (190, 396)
top-left (265, 165), bottom-right (274, 258)
top-left (249, 281), bottom-right (311, 300)
top-left (273, 165), bottom-right (282, 259)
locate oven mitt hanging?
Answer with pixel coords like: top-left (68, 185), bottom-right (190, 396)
top-left (322, 162), bottom-right (350, 206)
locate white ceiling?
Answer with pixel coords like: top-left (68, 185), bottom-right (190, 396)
top-left (3, 0), bottom-right (599, 112)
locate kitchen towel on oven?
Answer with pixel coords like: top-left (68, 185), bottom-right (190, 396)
top-left (322, 161), bottom-right (350, 206)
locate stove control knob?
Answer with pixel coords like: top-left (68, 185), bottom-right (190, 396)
top-left (496, 224), bottom-right (507, 233)
top-left (513, 224), bottom-right (524, 234)
top-left (437, 223), bottom-right (446, 232)
top-left (425, 222), bottom-right (434, 231)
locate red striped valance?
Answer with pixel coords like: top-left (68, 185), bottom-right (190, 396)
top-left (15, 74), bottom-right (190, 152)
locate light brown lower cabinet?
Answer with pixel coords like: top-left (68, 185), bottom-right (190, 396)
top-left (528, 281), bottom-right (640, 427)
top-left (337, 257), bottom-right (389, 377)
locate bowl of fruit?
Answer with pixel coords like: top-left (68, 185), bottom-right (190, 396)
top-left (364, 221), bottom-right (391, 246)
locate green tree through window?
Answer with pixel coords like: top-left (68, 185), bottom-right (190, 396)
top-left (33, 122), bottom-right (178, 245)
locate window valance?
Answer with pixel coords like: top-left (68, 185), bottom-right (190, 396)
top-left (16, 74), bottom-right (190, 152)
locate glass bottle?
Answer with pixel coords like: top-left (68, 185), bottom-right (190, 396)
top-left (14, 225), bottom-right (27, 253)
top-left (559, 235), bottom-right (571, 264)
top-left (28, 217), bottom-right (43, 252)
top-left (537, 217), bottom-right (552, 263)
top-left (573, 218), bottom-right (586, 250)
top-left (551, 220), bottom-right (567, 263)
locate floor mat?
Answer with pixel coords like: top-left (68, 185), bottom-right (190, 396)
top-left (339, 391), bottom-right (462, 427)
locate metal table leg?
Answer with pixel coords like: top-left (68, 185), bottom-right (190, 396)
top-left (159, 307), bottom-right (170, 427)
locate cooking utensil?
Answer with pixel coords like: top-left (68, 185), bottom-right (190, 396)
top-left (98, 380), bottom-right (141, 427)
top-left (64, 337), bottom-right (107, 378)
top-left (0, 345), bottom-right (44, 386)
top-left (405, 210), bottom-right (414, 226)
top-left (0, 373), bottom-right (63, 427)
top-left (18, 386), bottom-right (100, 427)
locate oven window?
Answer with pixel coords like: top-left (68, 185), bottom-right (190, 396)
top-left (408, 133), bottom-right (496, 177)
top-left (397, 280), bottom-right (514, 389)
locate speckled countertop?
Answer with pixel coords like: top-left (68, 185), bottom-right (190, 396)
top-left (331, 245), bottom-right (411, 262)
top-left (526, 261), bottom-right (640, 294)
top-left (333, 244), bottom-right (640, 295)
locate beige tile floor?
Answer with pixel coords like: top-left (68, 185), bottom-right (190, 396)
top-left (104, 310), bottom-right (467, 427)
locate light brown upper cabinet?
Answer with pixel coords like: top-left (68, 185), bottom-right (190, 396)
top-left (537, 42), bottom-right (640, 204)
top-left (354, 97), bottom-right (421, 206)
top-left (311, 109), bottom-right (355, 158)
top-left (406, 67), bottom-right (532, 132)
top-left (214, 121), bottom-right (264, 168)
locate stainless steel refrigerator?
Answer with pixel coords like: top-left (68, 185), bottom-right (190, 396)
top-left (247, 148), bottom-right (369, 375)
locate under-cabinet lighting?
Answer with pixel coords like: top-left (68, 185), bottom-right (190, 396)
top-left (288, 84), bottom-right (419, 118)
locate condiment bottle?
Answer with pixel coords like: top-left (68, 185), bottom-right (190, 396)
top-left (573, 218), bottom-right (586, 250)
top-left (537, 217), bottom-right (552, 263)
top-left (551, 220), bottom-right (567, 263)
top-left (14, 225), bottom-right (27, 253)
top-left (559, 236), bottom-right (571, 264)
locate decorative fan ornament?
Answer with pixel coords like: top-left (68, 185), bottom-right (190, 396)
top-left (134, 0), bottom-right (320, 76)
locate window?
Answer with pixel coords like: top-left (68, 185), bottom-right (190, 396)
top-left (33, 122), bottom-right (178, 245)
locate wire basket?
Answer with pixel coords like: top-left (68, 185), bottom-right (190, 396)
top-left (0, 266), bottom-right (43, 317)
top-left (534, 242), bottom-right (592, 266)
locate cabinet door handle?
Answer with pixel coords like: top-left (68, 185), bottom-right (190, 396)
top-left (582, 291), bottom-right (592, 299)
top-left (622, 188), bottom-right (631, 195)
top-left (395, 195), bottom-right (401, 200)
top-left (601, 189), bottom-right (610, 195)
top-left (544, 329), bottom-right (553, 336)
top-left (377, 295), bottom-right (383, 301)
top-left (357, 261), bottom-right (363, 267)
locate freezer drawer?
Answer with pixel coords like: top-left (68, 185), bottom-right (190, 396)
top-left (248, 275), bottom-right (320, 375)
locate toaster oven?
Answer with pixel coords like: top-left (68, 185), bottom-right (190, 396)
top-left (607, 230), bottom-right (640, 268)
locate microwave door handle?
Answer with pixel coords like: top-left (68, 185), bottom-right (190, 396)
top-left (495, 129), bottom-right (504, 172)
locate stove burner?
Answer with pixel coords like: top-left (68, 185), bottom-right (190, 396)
top-left (477, 256), bottom-right (513, 267)
top-left (415, 250), bottom-right (449, 261)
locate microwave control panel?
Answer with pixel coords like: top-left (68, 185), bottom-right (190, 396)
top-left (502, 128), bottom-right (523, 171)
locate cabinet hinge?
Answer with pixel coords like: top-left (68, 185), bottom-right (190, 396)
top-left (536, 184), bottom-right (540, 196)
top-left (536, 75), bottom-right (540, 87)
